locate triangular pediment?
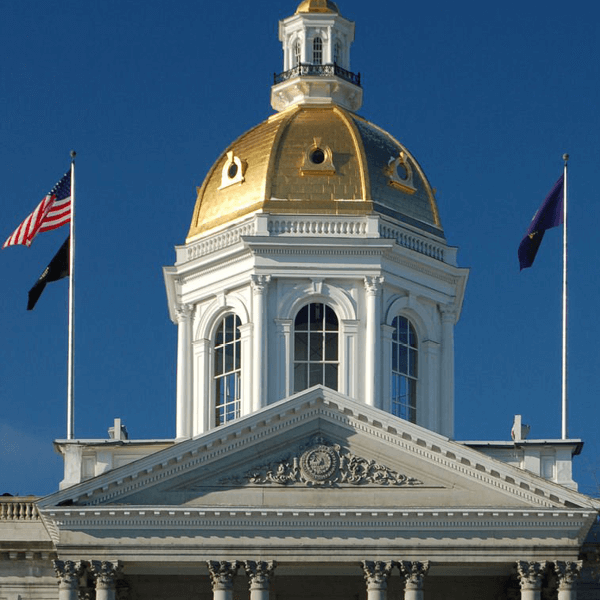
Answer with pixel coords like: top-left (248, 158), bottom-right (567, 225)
top-left (39, 387), bottom-right (596, 512)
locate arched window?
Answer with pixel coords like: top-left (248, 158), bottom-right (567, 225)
top-left (214, 314), bottom-right (241, 426)
top-left (294, 39), bottom-right (302, 67)
top-left (333, 39), bottom-right (342, 65)
top-left (294, 303), bottom-right (338, 393)
top-left (312, 37), bottom-right (323, 65)
top-left (391, 316), bottom-right (417, 422)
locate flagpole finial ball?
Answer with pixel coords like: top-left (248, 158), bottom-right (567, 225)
top-left (563, 153), bottom-right (569, 162)
top-left (70, 150), bottom-right (76, 159)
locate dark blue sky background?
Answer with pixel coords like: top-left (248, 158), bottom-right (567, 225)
top-left (1, 0), bottom-right (599, 497)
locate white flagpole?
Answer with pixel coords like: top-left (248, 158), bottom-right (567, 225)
top-left (561, 153), bottom-right (569, 440)
top-left (67, 150), bottom-right (76, 440)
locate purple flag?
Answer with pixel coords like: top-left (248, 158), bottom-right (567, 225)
top-left (518, 174), bottom-right (564, 270)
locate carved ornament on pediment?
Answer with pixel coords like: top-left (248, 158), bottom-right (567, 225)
top-left (221, 436), bottom-right (423, 487)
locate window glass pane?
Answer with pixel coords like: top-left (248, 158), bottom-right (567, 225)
top-left (398, 347), bottom-right (408, 374)
top-left (225, 344), bottom-right (234, 373)
top-left (294, 363), bottom-right (307, 393)
top-left (309, 332), bottom-right (323, 361)
top-left (225, 315), bottom-right (234, 343)
top-left (215, 347), bottom-right (223, 375)
top-left (310, 303), bottom-right (323, 327)
top-left (215, 322), bottom-right (224, 346)
top-left (325, 332), bottom-right (338, 361)
top-left (295, 305), bottom-right (309, 330)
top-left (409, 323), bottom-right (417, 348)
top-left (325, 305), bottom-right (338, 331)
top-left (295, 332), bottom-right (308, 361)
top-left (235, 340), bottom-right (241, 370)
top-left (397, 317), bottom-right (408, 344)
top-left (325, 364), bottom-right (338, 390)
top-left (409, 348), bottom-right (417, 378)
top-left (391, 342), bottom-right (398, 372)
top-left (309, 362), bottom-right (323, 387)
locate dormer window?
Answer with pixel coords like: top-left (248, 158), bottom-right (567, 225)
top-left (312, 37), bottom-right (323, 65)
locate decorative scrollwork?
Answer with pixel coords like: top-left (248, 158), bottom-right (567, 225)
top-left (221, 436), bottom-right (423, 487)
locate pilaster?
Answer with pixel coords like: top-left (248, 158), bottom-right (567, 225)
top-left (364, 276), bottom-right (384, 408)
top-left (516, 561), bottom-right (547, 600)
top-left (251, 275), bottom-right (271, 412)
top-left (439, 305), bottom-right (456, 438)
top-left (175, 303), bottom-right (193, 439)
top-left (361, 560), bottom-right (393, 600)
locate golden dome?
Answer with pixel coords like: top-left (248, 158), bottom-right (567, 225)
top-left (187, 105), bottom-right (442, 241)
top-left (295, 0), bottom-right (340, 14)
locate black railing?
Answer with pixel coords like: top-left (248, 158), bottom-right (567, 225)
top-left (274, 63), bottom-right (361, 87)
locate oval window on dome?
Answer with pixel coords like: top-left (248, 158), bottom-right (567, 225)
top-left (310, 148), bottom-right (325, 164)
top-left (228, 162), bottom-right (238, 179)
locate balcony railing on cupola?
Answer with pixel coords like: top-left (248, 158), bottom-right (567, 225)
top-left (274, 63), bottom-right (361, 87)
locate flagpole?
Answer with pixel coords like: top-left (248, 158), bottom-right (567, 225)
top-left (67, 151), bottom-right (76, 440)
top-left (561, 153), bottom-right (569, 440)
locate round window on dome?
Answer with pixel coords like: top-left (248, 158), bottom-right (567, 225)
top-left (228, 162), bottom-right (238, 179)
top-left (310, 148), bottom-right (325, 164)
top-left (396, 162), bottom-right (408, 180)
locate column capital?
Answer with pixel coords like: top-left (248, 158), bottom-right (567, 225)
top-left (90, 560), bottom-right (122, 590)
top-left (175, 303), bottom-right (194, 323)
top-left (207, 560), bottom-right (240, 591)
top-left (53, 560), bottom-right (85, 589)
top-left (361, 560), bottom-right (393, 591)
top-left (364, 276), bottom-right (384, 295)
top-left (516, 560), bottom-right (547, 591)
top-left (397, 560), bottom-right (430, 590)
top-left (243, 560), bottom-right (277, 590)
top-left (251, 274), bottom-right (272, 294)
top-left (554, 560), bottom-right (582, 590)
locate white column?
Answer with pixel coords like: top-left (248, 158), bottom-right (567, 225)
top-left (516, 561), bottom-right (547, 600)
top-left (90, 560), bottom-right (122, 600)
top-left (554, 561), bottom-right (582, 600)
top-left (193, 337), bottom-right (210, 435)
top-left (341, 320), bottom-right (359, 397)
top-left (53, 560), bottom-right (84, 600)
top-left (175, 304), bottom-right (193, 439)
top-left (398, 560), bottom-right (429, 600)
top-left (439, 306), bottom-right (456, 438)
top-left (244, 560), bottom-right (277, 600)
top-left (208, 561), bottom-right (240, 600)
top-left (364, 277), bottom-right (384, 407)
top-left (361, 560), bottom-right (393, 600)
top-left (251, 275), bottom-right (271, 412)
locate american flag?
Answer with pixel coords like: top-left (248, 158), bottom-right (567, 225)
top-left (3, 168), bottom-right (72, 248)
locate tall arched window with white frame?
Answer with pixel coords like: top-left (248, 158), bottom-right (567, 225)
top-left (214, 314), bottom-right (241, 426)
top-left (391, 316), bottom-right (418, 422)
top-left (312, 37), bottom-right (323, 65)
top-left (294, 303), bottom-right (338, 393)
top-left (294, 39), bottom-right (302, 67)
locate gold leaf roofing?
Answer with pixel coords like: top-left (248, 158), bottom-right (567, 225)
top-left (187, 105), bottom-right (442, 242)
top-left (295, 0), bottom-right (340, 14)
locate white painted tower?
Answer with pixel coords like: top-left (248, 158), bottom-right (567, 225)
top-left (163, 0), bottom-right (468, 440)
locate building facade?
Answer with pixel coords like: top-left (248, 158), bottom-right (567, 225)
top-left (2, 2), bottom-right (599, 599)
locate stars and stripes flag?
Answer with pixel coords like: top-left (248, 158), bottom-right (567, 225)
top-left (2, 168), bottom-right (72, 249)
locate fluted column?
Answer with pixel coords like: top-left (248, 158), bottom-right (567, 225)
top-left (398, 561), bottom-right (429, 600)
top-left (251, 275), bottom-right (271, 411)
top-left (361, 560), bottom-right (393, 600)
top-left (364, 277), bottom-right (384, 407)
top-left (439, 306), bottom-right (456, 438)
top-left (175, 303), bottom-right (193, 439)
top-left (208, 561), bottom-right (240, 600)
top-left (244, 560), bottom-right (276, 600)
top-left (554, 561), bottom-right (582, 600)
top-left (90, 560), bottom-right (122, 600)
top-left (516, 561), bottom-right (547, 600)
top-left (53, 560), bottom-right (85, 600)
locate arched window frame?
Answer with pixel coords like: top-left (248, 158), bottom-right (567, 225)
top-left (390, 315), bottom-right (418, 423)
top-left (312, 36), bottom-right (323, 65)
top-left (213, 313), bottom-right (242, 427)
top-left (293, 302), bottom-right (339, 393)
top-left (294, 39), bottom-right (302, 67)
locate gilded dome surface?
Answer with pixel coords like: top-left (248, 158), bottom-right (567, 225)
top-left (295, 0), bottom-right (340, 14)
top-left (187, 105), bottom-right (442, 241)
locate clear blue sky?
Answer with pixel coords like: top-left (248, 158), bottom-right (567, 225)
top-left (1, 0), bottom-right (599, 497)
